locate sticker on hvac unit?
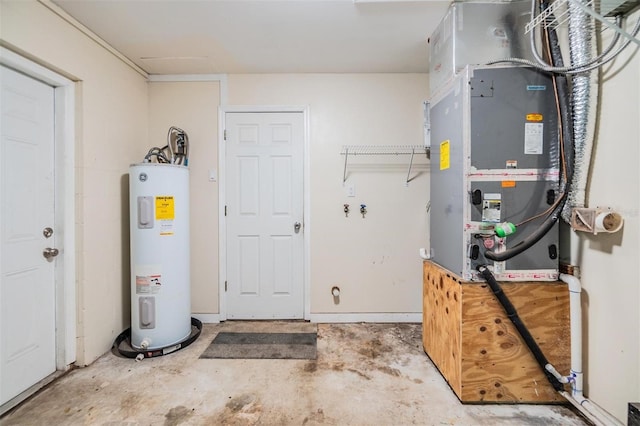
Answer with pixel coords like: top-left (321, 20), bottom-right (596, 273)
top-left (482, 193), bottom-right (501, 223)
top-left (524, 122), bottom-right (544, 155)
top-left (136, 265), bottom-right (163, 294)
top-left (155, 195), bottom-right (175, 236)
top-left (440, 140), bottom-right (450, 170)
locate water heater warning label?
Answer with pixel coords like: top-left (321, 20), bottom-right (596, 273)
top-left (155, 196), bottom-right (175, 220)
top-left (136, 274), bottom-right (162, 294)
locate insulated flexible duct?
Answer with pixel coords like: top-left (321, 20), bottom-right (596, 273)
top-left (562, 0), bottom-right (598, 222)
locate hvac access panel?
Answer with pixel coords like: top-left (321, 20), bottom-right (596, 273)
top-left (429, 65), bottom-right (560, 281)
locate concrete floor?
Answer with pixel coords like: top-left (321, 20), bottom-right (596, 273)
top-left (2, 322), bottom-right (588, 426)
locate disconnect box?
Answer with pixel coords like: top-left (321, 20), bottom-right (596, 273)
top-left (428, 65), bottom-right (560, 281)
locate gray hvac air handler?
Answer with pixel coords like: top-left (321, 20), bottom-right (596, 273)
top-left (428, 65), bottom-right (560, 281)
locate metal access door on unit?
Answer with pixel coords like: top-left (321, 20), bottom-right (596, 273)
top-left (429, 65), bottom-right (560, 281)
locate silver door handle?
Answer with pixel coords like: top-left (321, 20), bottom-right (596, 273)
top-left (294, 222), bottom-right (302, 233)
top-left (43, 247), bottom-right (59, 259)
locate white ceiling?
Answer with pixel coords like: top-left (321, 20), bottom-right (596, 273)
top-left (51, 0), bottom-right (451, 75)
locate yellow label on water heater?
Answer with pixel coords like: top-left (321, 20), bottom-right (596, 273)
top-left (440, 140), bottom-right (450, 170)
top-left (155, 196), bottom-right (175, 220)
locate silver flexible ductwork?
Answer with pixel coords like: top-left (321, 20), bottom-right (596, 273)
top-left (562, 0), bottom-right (598, 222)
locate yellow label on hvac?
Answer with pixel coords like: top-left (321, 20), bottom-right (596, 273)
top-left (526, 113), bottom-right (543, 122)
top-left (155, 196), bottom-right (175, 220)
top-left (440, 140), bottom-right (450, 170)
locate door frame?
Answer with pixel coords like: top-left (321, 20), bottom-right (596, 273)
top-left (218, 106), bottom-right (310, 320)
top-left (0, 48), bottom-right (76, 407)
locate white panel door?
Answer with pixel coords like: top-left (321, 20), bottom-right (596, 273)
top-left (225, 112), bottom-right (304, 319)
top-left (0, 66), bottom-right (56, 405)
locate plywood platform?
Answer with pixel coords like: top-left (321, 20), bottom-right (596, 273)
top-left (422, 261), bottom-right (571, 403)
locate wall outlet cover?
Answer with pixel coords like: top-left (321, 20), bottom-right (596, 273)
top-left (345, 184), bottom-right (356, 197)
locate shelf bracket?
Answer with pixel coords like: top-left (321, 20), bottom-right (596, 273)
top-left (343, 146), bottom-right (349, 183)
top-left (406, 148), bottom-right (416, 184)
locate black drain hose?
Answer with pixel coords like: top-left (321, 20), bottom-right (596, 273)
top-left (113, 317), bottom-right (202, 359)
top-left (477, 266), bottom-right (564, 392)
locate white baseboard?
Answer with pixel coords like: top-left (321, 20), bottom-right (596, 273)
top-left (306, 313), bottom-right (422, 323)
top-left (191, 313), bottom-right (222, 323)
top-left (193, 313), bottom-right (422, 323)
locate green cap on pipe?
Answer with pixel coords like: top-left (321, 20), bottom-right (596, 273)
top-left (495, 222), bottom-right (516, 238)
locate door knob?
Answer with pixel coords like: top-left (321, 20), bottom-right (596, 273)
top-left (43, 247), bottom-right (59, 259)
top-left (43, 227), bottom-right (53, 238)
top-left (294, 222), bottom-right (302, 233)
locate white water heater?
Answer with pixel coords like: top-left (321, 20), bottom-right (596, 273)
top-left (129, 163), bottom-right (190, 350)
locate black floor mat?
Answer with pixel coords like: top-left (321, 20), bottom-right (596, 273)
top-left (199, 332), bottom-right (317, 359)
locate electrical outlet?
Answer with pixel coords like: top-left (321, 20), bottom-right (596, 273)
top-left (345, 184), bottom-right (356, 197)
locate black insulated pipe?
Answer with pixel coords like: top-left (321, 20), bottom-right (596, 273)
top-left (484, 0), bottom-right (574, 263)
top-left (484, 199), bottom-right (565, 262)
top-left (477, 265), bottom-right (564, 392)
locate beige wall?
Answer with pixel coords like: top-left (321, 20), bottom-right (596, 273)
top-left (150, 74), bottom-right (430, 318)
top-left (575, 10), bottom-right (640, 420)
top-left (1, 2), bottom-right (148, 365)
top-left (228, 74), bottom-right (429, 314)
top-left (147, 81), bottom-right (221, 314)
top-left (2, 3), bottom-right (638, 422)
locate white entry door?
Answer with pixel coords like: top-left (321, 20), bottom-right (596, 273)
top-left (0, 66), bottom-right (57, 405)
top-left (225, 112), bottom-right (304, 319)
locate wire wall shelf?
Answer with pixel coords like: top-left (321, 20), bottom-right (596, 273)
top-left (525, 0), bottom-right (640, 46)
top-left (340, 145), bottom-right (430, 184)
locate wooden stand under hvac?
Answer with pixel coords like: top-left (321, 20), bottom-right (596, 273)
top-left (422, 260), bottom-right (571, 403)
